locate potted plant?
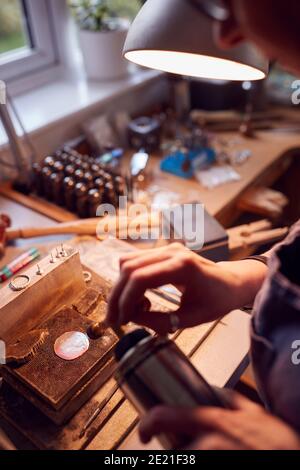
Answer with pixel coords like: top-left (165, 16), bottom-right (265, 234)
top-left (70, 0), bottom-right (140, 81)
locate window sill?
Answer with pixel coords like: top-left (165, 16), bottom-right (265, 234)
top-left (0, 68), bottom-right (164, 148)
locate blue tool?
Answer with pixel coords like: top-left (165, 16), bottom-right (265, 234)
top-left (160, 147), bottom-right (216, 179)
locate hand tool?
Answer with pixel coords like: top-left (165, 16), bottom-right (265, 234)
top-left (2, 212), bottom-right (160, 247)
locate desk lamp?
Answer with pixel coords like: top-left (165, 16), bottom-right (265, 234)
top-left (123, 0), bottom-right (268, 81)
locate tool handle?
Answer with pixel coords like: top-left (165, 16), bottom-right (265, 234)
top-left (5, 213), bottom-right (160, 241)
top-left (5, 218), bottom-right (100, 240)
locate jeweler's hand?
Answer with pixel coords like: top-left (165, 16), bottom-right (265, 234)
top-left (139, 391), bottom-right (300, 450)
top-left (106, 243), bottom-right (266, 334)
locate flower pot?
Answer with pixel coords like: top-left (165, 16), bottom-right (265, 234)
top-left (78, 22), bottom-right (129, 81)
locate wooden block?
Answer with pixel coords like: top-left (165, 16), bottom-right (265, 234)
top-left (1, 306), bottom-right (117, 410)
top-left (1, 357), bottom-right (115, 426)
top-left (0, 259), bottom-right (119, 427)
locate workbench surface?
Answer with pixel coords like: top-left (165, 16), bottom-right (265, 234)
top-left (1, 128), bottom-right (299, 449)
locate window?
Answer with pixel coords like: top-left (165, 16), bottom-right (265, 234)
top-left (0, 0), bottom-right (145, 95)
top-left (0, 0), bottom-right (57, 91)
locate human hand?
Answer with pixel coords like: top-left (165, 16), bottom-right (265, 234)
top-left (106, 243), bottom-right (249, 334)
top-left (139, 391), bottom-right (300, 450)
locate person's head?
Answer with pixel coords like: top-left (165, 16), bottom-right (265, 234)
top-left (212, 0), bottom-right (300, 75)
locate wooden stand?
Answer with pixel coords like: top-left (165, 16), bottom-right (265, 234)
top-left (0, 248), bottom-right (118, 427)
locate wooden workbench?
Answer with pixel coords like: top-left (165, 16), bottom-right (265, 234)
top-left (0, 196), bottom-right (251, 450)
top-left (1, 131), bottom-right (300, 228)
top-left (141, 131), bottom-right (300, 227)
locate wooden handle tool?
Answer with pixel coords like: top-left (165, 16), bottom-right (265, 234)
top-left (5, 212), bottom-right (160, 242)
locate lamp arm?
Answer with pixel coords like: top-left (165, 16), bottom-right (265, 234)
top-left (0, 103), bottom-right (30, 186)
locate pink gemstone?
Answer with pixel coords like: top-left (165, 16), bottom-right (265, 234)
top-left (54, 331), bottom-right (89, 361)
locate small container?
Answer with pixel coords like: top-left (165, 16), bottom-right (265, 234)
top-left (103, 172), bottom-right (113, 184)
top-left (53, 160), bottom-right (65, 174)
top-left (114, 175), bottom-right (126, 197)
top-left (81, 161), bottom-right (90, 172)
top-left (83, 171), bottom-right (94, 189)
top-left (63, 176), bottom-right (76, 211)
top-left (104, 181), bottom-right (117, 206)
top-left (44, 156), bottom-right (56, 170)
top-left (55, 150), bottom-right (64, 160)
top-left (74, 169), bottom-right (84, 183)
top-left (90, 164), bottom-right (101, 177)
top-left (60, 153), bottom-right (70, 165)
top-left (75, 158), bottom-right (84, 169)
top-left (65, 164), bottom-right (76, 178)
top-left (87, 156), bottom-right (96, 166)
top-left (50, 172), bottom-right (64, 205)
top-left (67, 155), bottom-right (77, 165)
top-left (41, 166), bottom-right (53, 200)
top-left (63, 146), bottom-right (75, 157)
top-left (115, 330), bottom-right (228, 450)
top-left (94, 178), bottom-right (105, 192)
top-left (88, 188), bottom-right (103, 217)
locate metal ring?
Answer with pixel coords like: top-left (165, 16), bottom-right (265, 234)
top-left (9, 275), bottom-right (31, 292)
top-left (83, 271), bottom-right (92, 284)
top-left (169, 313), bottom-right (180, 334)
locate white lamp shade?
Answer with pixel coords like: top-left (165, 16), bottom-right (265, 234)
top-left (124, 0), bottom-right (268, 81)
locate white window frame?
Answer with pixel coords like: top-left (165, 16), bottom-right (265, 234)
top-left (0, 0), bottom-right (60, 94)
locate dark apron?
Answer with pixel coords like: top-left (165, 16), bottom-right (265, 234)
top-left (251, 222), bottom-right (300, 432)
